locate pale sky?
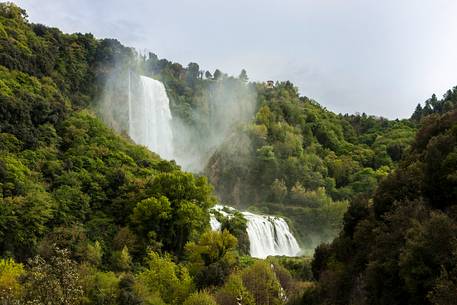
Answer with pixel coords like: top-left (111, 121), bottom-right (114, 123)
top-left (12, 0), bottom-right (457, 118)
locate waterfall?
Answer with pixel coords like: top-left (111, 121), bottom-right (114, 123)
top-left (243, 212), bottom-right (301, 259)
top-left (210, 205), bottom-right (301, 259)
top-left (210, 216), bottom-right (222, 231)
top-left (128, 75), bottom-right (174, 160)
top-left (210, 205), bottom-right (231, 231)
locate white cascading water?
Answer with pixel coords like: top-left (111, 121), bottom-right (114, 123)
top-left (210, 216), bottom-right (222, 231)
top-left (243, 212), bottom-right (301, 259)
top-left (128, 75), bottom-right (174, 160)
top-left (210, 205), bottom-right (301, 259)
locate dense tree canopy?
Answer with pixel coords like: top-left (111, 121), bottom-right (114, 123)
top-left (305, 108), bottom-right (457, 305)
top-left (1, 3), bottom-right (455, 305)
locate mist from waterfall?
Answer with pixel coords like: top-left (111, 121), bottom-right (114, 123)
top-left (128, 75), bottom-right (174, 160)
top-left (97, 61), bottom-right (257, 173)
top-left (99, 70), bottom-right (301, 259)
top-left (210, 206), bottom-right (301, 259)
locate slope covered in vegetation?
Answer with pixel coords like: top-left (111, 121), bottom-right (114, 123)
top-left (0, 4), bottom-right (310, 304)
top-left (305, 106), bottom-right (457, 305)
top-left (2, 2), bottom-right (451, 305)
top-left (204, 81), bottom-right (415, 248)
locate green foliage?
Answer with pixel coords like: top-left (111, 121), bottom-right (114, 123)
top-left (86, 271), bottom-right (120, 305)
top-left (0, 9), bottom-right (231, 305)
top-left (427, 269), bottom-right (457, 305)
top-left (0, 258), bottom-right (24, 303)
top-left (411, 89), bottom-right (457, 121)
top-left (117, 274), bottom-right (143, 305)
top-left (219, 211), bottom-right (250, 255)
top-left (267, 256), bottom-right (313, 282)
top-left (215, 273), bottom-right (256, 305)
top-left (3, 4), bottom-right (455, 305)
top-left (137, 251), bottom-right (193, 305)
top-left (135, 172), bottom-right (216, 253)
top-left (0, 6), bottom-right (220, 304)
top-left (131, 196), bottom-right (172, 248)
top-left (185, 230), bottom-right (238, 288)
top-left (241, 261), bottom-right (284, 305)
top-left (86, 240), bottom-right (103, 266)
top-left (183, 291), bottom-right (217, 305)
top-left (399, 212), bottom-right (457, 302)
top-left (111, 246), bottom-right (132, 272)
top-left (308, 109), bottom-right (457, 305)
top-left (271, 179), bottom-right (288, 203)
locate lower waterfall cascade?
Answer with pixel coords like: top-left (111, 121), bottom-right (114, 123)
top-left (210, 205), bottom-right (301, 259)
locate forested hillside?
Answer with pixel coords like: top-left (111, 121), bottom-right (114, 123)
top-left (304, 105), bottom-right (457, 304)
top-left (203, 82), bottom-right (415, 249)
top-left (1, 2), bottom-right (455, 305)
top-left (0, 4), bottom-right (311, 304)
top-left (0, 4), bottom-right (215, 304)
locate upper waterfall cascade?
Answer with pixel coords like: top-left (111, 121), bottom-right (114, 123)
top-left (128, 75), bottom-right (174, 160)
top-left (210, 205), bottom-right (301, 259)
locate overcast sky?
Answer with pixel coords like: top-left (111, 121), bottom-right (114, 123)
top-left (13, 0), bottom-right (457, 118)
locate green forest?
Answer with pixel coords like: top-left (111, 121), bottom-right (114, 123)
top-left (0, 3), bottom-right (457, 305)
